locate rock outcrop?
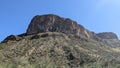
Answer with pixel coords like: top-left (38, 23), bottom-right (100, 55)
top-left (1, 35), bottom-right (22, 43)
top-left (26, 14), bottom-right (93, 38)
top-left (97, 32), bottom-right (118, 40)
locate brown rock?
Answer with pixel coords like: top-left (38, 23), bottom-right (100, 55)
top-left (2, 35), bottom-right (22, 43)
top-left (97, 32), bottom-right (118, 39)
top-left (26, 14), bottom-right (94, 38)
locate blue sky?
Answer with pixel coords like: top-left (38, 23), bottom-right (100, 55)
top-left (0, 0), bottom-right (120, 41)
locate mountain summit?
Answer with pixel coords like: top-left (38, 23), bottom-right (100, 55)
top-left (26, 14), bottom-right (93, 38)
top-left (26, 14), bottom-right (118, 40)
top-left (2, 14), bottom-right (118, 43)
top-left (0, 14), bottom-right (120, 68)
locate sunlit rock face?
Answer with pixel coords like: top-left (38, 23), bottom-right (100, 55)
top-left (26, 14), bottom-right (93, 38)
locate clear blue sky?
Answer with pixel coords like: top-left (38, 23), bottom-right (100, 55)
top-left (0, 0), bottom-right (120, 41)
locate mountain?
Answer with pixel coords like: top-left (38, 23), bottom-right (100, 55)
top-left (0, 14), bottom-right (120, 68)
top-left (26, 14), bottom-right (94, 38)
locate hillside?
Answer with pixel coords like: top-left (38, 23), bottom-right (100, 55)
top-left (0, 14), bottom-right (120, 68)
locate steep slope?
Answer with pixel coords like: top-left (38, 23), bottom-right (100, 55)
top-left (0, 14), bottom-right (120, 68)
top-left (26, 14), bottom-right (94, 38)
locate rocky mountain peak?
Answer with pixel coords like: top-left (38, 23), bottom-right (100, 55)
top-left (97, 32), bottom-right (118, 40)
top-left (26, 14), bottom-right (93, 38)
top-left (1, 14), bottom-right (119, 43)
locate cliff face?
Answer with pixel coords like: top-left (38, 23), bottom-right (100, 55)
top-left (27, 14), bottom-right (119, 40)
top-left (26, 14), bottom-right (93, 38)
